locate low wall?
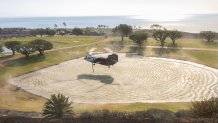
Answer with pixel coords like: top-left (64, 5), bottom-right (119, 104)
top-left (0, 117), bottom-right (217, 123)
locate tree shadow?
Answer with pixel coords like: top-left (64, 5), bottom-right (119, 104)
top-left (108, 41), bottom-right (125, 52)
top-left (152, 48), bottom-right (179, 56)
top-left (77, 74), bottom-right (114, 84)
top-left (0, 55), bottom-right (14, 61)
top-left (166, 43), bottom-right (181, 48)
top-left (202, 41), bottom-right (218, 47)
top-left (128, 46), bottom-right (145, 56)
top-left (3, 55), bottom-right (46, 67)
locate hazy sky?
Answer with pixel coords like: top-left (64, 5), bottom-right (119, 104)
top-left (0, 0), bottom-right (218, 21)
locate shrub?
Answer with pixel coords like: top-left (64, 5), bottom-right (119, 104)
top-left (43, 94), bottom-right (73, 119)
top-left (191, 97), bottom-right (218, 118)
top-left (144, 109), bottom-right (176, 120)
top-left (129, 32), bottom-right (148, 47)
top-left (175, 110), bottom-right (191, 118)
top-left (72, 28), bottom-right (83, 35)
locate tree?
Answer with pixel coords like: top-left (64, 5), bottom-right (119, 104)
top-left (38, 28), bottom-right (46, 37)
top-left (43, 94), bottom-right (72, 118)
top-left (54, 24), bottom-right (58, 29)
top-left (152, 29), bottom-right (169, 47)
top-left (113, 24), bottom-right (132, 41)
top-left (97, 25), bottom-right (108, 35)
top-left (72, 28), bottom-right (83, 36)
top-left (30, 29), bottom-right (38, 37)
top-left (59, 30), bottom-right (65, 37)
top-left (46, 28), bottom-right (56, 36)
top-left (30, 39), bottom-right (53, 55)
top-left (4, 41), bottom-right (21, 55)
top-left (16, 43), bottom-right (35, 58)
top-left (150, 24), bottom-right (163, 30)
top-left (129, 32), bottom-right (148, 47)
top-left (168, 30), bottom-right (182, 46)
top-left (63, 22), bottom-right (67, 29)
top-left (0, 45), bottom-right (3, 53)
top-left (84, 27), bottom-right (99, 36)
top-left (200, 31), bottom-right (216, 42)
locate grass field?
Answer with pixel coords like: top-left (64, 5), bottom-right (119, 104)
top-left (112, 37), bottom-right (218, 49)
top-left (0, 36), bottom-right (103, 49)
top-left (73, 102), bottom-right (191, 113)
top-left (0, 36), bottom-right (217, 113)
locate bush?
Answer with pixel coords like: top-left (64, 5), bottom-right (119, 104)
top-left (175, 110), bottom-right (191, 118)
top-left (43, 94), bottom-right (73, 118)
top-left (72, 28), bottom-right (83, 35)
top-left (144, 109), bottom-right (176, 120)
top-left (129, 32), bottom-right (148, 47)
top-left (191, 97), bottom-right (218, 118)
top-left (80, 109), bottom-right (178, 120)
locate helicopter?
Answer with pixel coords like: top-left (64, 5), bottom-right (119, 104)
top-left (84, 48), bottom-right (118, 72)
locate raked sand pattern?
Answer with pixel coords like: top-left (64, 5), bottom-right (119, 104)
top-left (10, 54), bottom-right (218, 103)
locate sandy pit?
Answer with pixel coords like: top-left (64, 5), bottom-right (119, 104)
top-left (9, 53), bottom-right (218, 103)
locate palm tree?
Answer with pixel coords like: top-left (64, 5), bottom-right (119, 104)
top-left (54, 24), bottom-right (57, 29)
top-left (42, 93), bottom-right (72, 118)
top-left (63, 22), bottom-right (67, 29)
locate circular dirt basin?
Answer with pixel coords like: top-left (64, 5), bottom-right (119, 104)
top-left (10, 53), bottom-right (218, 103)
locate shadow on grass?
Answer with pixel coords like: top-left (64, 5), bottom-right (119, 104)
top-left (152, 48), bottom-right (179, 56)
top-left (128, 46), bottom-right (145, 56)
top-left (202, 41), bottom-right (218, 47)
top-left (108, 41), bottom-right (126, 52)
top-left (3, 55), bottom-right (46, 67)
top-left (166, 43), bottom-right (181, 48)
top-left (0, 55), bottom-right (14, 61)
top-left (77, 74), bottom-right (114, 84)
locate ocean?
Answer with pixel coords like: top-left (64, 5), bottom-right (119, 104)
top-left (0, 15), bottom-right (218, 33)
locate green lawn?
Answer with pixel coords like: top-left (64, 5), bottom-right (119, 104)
top-left (0, 36), bottom-right (103, 49)
top-left (0, 36), bottom-right (217, 113)
top-left (73, 102), bottom-right (191, 113)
